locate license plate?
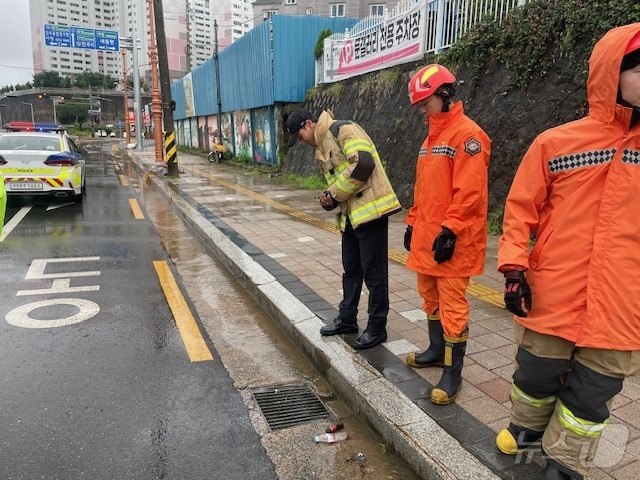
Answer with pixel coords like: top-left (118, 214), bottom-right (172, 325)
top-left (9, 182), bottom-right (43, 190)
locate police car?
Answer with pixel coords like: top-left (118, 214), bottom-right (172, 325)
top-left (0, 122), bottom-right (87, 201)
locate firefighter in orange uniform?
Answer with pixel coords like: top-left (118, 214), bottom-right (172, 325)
top-left (497, 24), bottom-right (640, 480)
top-left (404, 64), bottom-right (491, 405)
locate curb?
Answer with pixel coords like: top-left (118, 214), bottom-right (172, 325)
top-left (132, 154), bottom-right (500, 480)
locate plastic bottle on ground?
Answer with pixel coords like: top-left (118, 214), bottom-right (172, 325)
top-left (313, 432), bottom-right (348, 443)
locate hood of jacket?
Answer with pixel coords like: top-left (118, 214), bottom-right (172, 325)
top-left (588, 22), bottom-right (640, 125)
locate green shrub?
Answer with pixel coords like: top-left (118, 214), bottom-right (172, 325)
top-left (315, 29), bottom-right (333, 59)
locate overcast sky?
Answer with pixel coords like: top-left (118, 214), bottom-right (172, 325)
top-left (0, 0), bottom-right (34, 87)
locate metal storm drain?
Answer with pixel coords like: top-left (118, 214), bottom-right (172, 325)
top-left (250, 383), bottom-right (331, 431)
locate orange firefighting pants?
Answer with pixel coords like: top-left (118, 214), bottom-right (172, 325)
top-left (417, 274), bottom-right (469, 338)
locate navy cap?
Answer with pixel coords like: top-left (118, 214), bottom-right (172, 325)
top-left (286, 109), bottom-right (314, 147)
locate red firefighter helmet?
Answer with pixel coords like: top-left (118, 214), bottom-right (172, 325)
top-left (625, 30), bottom-right (640, 55)
top-left (408, 64), bottom-right (456, 106)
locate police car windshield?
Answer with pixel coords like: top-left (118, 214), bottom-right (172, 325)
top-left (0, 135), bottom-right (61, 152)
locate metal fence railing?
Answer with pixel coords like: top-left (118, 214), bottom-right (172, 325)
top-left (317, 0), bottom-right (528, 84)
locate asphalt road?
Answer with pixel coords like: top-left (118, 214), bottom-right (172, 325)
top-left (0, 142), bottom-right (276, 480)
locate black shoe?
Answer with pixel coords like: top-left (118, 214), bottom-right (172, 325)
top-left (320, 320), bottom-right (359, 336)
top-left (353, 330), bottom-right (387, 349)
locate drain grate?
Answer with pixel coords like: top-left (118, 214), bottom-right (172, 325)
top-left (250, 383), bottom-right (331, 431)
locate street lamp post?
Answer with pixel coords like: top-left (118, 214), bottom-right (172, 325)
top-left (147, 0), bottom-right (165, 163)
top-left (20, 101), bottom-right (34, 123)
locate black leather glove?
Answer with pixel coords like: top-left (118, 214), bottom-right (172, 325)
top-left (432, 227), bottom-right (456, 263)
top-left (504, 270), bottom-right (532, 317)
top-left (404, 226), bottom-right (413, 251)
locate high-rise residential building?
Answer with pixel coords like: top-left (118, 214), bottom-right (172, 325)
top-left (29, 0), bottom-right (254, 84)
top-left (252, 0), bottom-right (392, 23)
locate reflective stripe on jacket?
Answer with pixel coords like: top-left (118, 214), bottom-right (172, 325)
top-left (405, 101), bottom-right (491, 277)
top-left (314, 110), bottom-right (401, 230)
top-left (498, 23), bottom-right (640, 350)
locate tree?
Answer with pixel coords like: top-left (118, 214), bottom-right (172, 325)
top-left (315, 29), bottom-right (333, 59)
top-left (57, 103), bottom-right (89, 127)
top-left (33, 70), bottom-right (64, 88)
top-left (74, 71), bottom-right (118, 89)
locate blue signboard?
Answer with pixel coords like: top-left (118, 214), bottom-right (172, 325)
top-left (44, 24), bottom-right (119, 51)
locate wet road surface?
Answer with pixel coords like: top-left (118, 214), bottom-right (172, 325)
top-left (0, 141), bottom-right (276, 480)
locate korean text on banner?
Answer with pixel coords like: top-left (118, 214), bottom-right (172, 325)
top-left (323, 0), bottom-right (426, 83)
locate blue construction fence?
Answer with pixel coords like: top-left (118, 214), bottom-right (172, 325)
top-left (171, 15), bottom-right (357, 165)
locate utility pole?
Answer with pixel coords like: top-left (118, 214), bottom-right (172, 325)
top-left (214, 19), bottom-right (223, 146)
top-left (147, 0), bottom-right (164, 163)
top-left (132, 34), bottom-right (144, 152)
top-left (154, 0), bottom-right (179, 175)
top-left (120, 49), bottom-right (130, 144)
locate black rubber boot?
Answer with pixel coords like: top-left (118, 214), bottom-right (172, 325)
top-left (430, 337), bottom-right (466, 405)
top-left (406, 316), bottom-right (444, 368)
top-left (542, 451), bottom-right (584, 480)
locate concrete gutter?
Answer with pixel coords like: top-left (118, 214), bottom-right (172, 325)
top-left (134, 155), bottom-right (499, 480)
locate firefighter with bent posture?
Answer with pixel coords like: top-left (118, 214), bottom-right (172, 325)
top-left (497, 24), bottom-right (640, 480)
top-left (286, 109), bottom-right (401, 350)
top-left (403, 64), bottom-right (491, 405)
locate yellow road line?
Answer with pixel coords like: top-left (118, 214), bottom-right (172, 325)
top-left (129, 198), bottom-right (145, 219)
top-left (153, 260), bottom-right (214, 362)
top-left (182, 164), bottom-right (506, 309)
top-left (119, 174), bottom-right (128, 186)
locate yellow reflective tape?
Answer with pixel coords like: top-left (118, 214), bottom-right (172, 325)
top-left (335, 175), bottom-right (359, 195)
top-left (444, 334), bottom-right (468, 343)
top-left (444, 345), bottom-right (452, 366)
top-left (128, 198), bottom-right (144, 219)
top-left (344, 142), bottom-right (374, 157)
top-left (556, 401), bottom-right (607, 438)
top-left (427, 314), bottom-right (440, 321)
top-left (511, 384), bottom-right (557, 408)
top-left (350, 193), bottom-right (401, 224)
top-left (153, 260), bottom-right (213, 362)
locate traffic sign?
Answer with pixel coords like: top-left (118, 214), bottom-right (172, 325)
top-left (88, 109), bottom-right (101, 115)
top-left (44, 24), bottom-right (119, 51)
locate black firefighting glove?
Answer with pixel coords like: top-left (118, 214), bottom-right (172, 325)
top-left (504, 270), bottom-right (531, 317)
top-left (432, 227), bottom-right (456, 264)
top-left (404, 226), bottom-right (413, 251)
top-left (320, 190), bottom-right (338, 211)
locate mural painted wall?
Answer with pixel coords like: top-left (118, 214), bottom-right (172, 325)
top-left (207, 115), bottom-right (218, 150)
top-left (233, 110), bottom-right (252, 159)
top-left (198, 117), bottom-right (207, 151)
top-left (178, 120), bottom-right (186, 146)
top-left (251, 106), bottom-right (276, 165)
top-left (184, 72), bottom-right (195, 118)
top-left (220, 112), bottom-right (234, 155)
top-left (190, 117), bottom-right (198, 149)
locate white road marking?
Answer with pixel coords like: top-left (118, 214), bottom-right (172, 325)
top-left (0, 206), bottom-right (33, 242)
top-left (5, 298), bottom-right (100, 329)
top-left (46, 203), bottom-right (75, 211)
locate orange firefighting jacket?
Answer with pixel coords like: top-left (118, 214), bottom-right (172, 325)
top-left (406, 101), bottom-right (491, 277)
top-left (498, 23), bottom-right (640, 350)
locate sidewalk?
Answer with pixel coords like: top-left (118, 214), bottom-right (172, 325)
top-left (129, 150), bottom-right (640, 480)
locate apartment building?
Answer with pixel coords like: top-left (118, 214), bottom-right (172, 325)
top-left (29, 0), bottom-right (254, 83)
top-left (252, 0), bottom-right (393, 22)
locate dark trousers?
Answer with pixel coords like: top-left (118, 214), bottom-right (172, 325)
top-left (338, 216), bottom-right (389, 332)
